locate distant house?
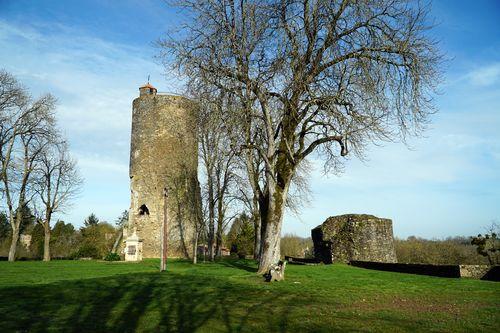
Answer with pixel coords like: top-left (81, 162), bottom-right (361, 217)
top-left (19, 234), bottom-right (32, 250)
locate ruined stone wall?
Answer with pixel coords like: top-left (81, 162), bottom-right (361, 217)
top-left (459, 265), bottom-right (490, 279)
top-left (350, 261), bottom-right (461, 278)
top-left (312, 214), bottom-right (397, 264)
top-left (349, 262), bottom-right (496, 280)
top-left (129, 93), bottom-right (200, 258)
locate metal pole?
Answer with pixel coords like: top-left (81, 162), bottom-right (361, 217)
top-left (160, 187), bottom-right (168, 272)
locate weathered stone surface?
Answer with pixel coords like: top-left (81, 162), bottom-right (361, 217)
top-left (459, 265), bottom-right (490, 279)
top-left (312, 214), bottom-right (397, 264)
top-left (127, 87), bottom-right (201, 259)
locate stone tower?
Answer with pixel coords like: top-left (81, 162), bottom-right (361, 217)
top-left (128, 83), bottom-right (200, 259)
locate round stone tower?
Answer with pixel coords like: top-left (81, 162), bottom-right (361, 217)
top-left (128, 83), bottom-right (200, 258)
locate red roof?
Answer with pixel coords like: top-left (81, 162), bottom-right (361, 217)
top-left (140, 83), bottom-right (157, 90)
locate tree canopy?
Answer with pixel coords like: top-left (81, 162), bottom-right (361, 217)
top-left (161, 0), bottom-right (443, 273)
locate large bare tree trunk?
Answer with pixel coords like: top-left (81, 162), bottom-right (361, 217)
top-left (193, 231), bottom-right (198, 264)
top-left (253, 198), bottom-right (261, 260)
top-left (257, 151), bottom-right (293, 274)
top-left (207, 178), bottom-right (215, 261)
top-left (42, 211), bottom-right (52, 261)
top-left (257, 191), bottom-right (288, 273)
top-left (43, 225), bottom-right (51, 261)
top-left (8, 226), bottom-right (19, 262)
top-left (8, 209), bottom-right (24, 262)
top-left (215, 229), bottom-right (222, 258)
top-left (215, 191), bottom-right (224, 258)
top-left (207, 214), bottom-right (215, 260)
top-left (257, 199), bottom-right (285, 274)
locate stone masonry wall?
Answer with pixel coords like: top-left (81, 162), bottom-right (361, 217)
top-left (129, 93), bottom-right (201, 258)
top-left (312, 214), bottom-right (397, 264)
top-left (459, 265), bottom-right (490, 279)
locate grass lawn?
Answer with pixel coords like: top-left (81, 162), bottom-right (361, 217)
top-left (0, 259), bottom-right (498, 332)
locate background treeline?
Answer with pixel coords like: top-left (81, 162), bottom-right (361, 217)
top-left (224, 213), bottom-right (313, 259)
top-left (0, 69), bottom-right (82, 261)
top-left (0, 212), bottom-right (118, 260)
top-left (395, 236), bottom-right (491, 265)
top-left (2, 206), bottom-right (495, 266)
top-left (225, 217), bottom-right (495, 265)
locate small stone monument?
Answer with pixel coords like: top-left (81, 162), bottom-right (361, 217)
top-left (124, 229), bottom-right (143, 261)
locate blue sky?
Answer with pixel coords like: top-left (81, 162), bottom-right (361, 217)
top-left (0, 0), bottom-right (499, 238)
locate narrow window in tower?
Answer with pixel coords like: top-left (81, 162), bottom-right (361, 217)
top-left (138, 204), bottom-right (149, 216)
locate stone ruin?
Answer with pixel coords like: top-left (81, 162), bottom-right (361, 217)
top-left (312, 214), bottom-right (397, 264)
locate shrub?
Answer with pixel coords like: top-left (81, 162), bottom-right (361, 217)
top-left (104, 252), bottom-right (121, 261)
top-left (50, 221), bottom-right (79, 259)
top-left (79, 222), bottom-right (116, 258)
top-left (71, 244), bottom-right (100, 259)
top-left (227, 214), bottom-right (254, 258)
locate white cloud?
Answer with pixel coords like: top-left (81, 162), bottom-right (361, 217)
top-left (0, 20), bottom-right (44, 42)
top-left (0, 18), bottom-right (177, 226)
top-left (467, 63), bottom-right (500, 87)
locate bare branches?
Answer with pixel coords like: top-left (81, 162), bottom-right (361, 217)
top-left (0, 69), bottom-right (81, 261)
top-left (35, 141), bottom-right (83, 215)
top-left (196, 88), bottom-right (242, 259)
top-left (32, 140), bottom-right (83, 261)
top-left (161, 0), bottom-right (442, 272)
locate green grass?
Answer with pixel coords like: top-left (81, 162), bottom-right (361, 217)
top-left (0, 259), bottom-right (498, 332)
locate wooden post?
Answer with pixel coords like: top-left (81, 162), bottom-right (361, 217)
top-left (160, 187), bottom-right (168, 272)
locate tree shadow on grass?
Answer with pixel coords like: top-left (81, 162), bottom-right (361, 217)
top-left (0, 262), bottom-right (444, 332)
top-left (218, 259), bottom-right (258, 273)
top-left (0, 270), bottom-right (291, 332)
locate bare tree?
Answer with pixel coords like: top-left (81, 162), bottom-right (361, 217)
top-left (0, 70), bottom-right (28, 119)
top-left (231, 98), bottom-right (266, 260)
top-left (198, 96), bottom-right (218, 260)
top-left (471, 222), bottom-right (500, 266)
top-left (0, 70), bottom-right (28, 205)
top-left (192, 179), bottom-right (204, 264)
top-left (161, 0), bottom-right (442, 273)
top-left (34, 141), bottom-right (83, 261)
top-left (197, 90), bottom-right (241, 260)
top-left (0, 69), bottom-right (57, 261)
